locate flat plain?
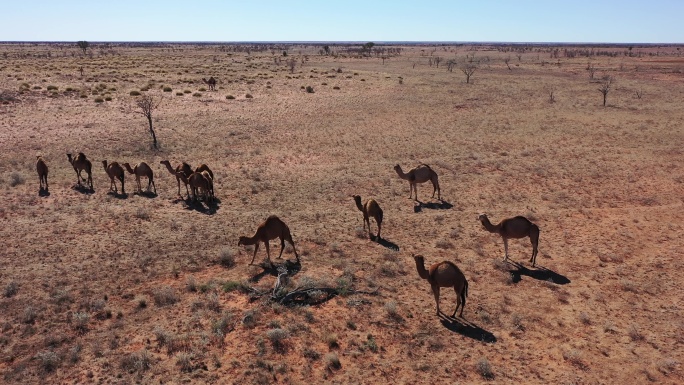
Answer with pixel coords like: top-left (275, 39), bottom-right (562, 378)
top-left (0, 42), bottom-right (683, 384)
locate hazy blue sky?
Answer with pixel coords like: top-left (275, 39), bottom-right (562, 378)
top-left (2, 1), bottom-right (682, 43)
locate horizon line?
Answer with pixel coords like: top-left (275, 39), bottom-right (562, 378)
top-left (0, 40), bottom-right (682, 46)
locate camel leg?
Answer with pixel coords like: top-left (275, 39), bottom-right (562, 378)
top-left (376, 221), bottom-right (381, 240)
top-left (530, 230), bottom-right (539, 267)
top-left (277, 237), bottom-right (285, 259)
top-left (452, 286), bottom-right (462, 318)
top-left (249, 243), bottom-right (259, 265)
top-left (431, 284), bottom-right (441, 316)
top-left (264, 241), bottom-right (272, 265)
top-left (151, 179), bottom-right (156, 194)
top-left (503, 238), bottom-right (509, 262)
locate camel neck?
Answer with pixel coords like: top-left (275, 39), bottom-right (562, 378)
top-left (481, 218), bottom-right (500, 234)
top-left (414, 259), bottom-right (430, 280)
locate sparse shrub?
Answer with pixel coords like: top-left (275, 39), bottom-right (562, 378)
top-left (21, 306), bottom-right (38, 324)
top-left (176, 92), bottom-right (183, 96)
top-left (183, 89), bottom-right (191, 94)
top-left (245, 93), bottom-right (253, 98)
top-left (79, 93), bottom-right (87, 98)
top-left (303, 348), bottom-right (321, 361)
top-left (206, 291), bottom-right (220, 312)
top-left (306, 86), bottom-right (314, 93)
top-left (153, 286), bottom-right (179, 307)
top-left (266, 328), bottom-right (289, 351)
top-left (9, 172), bottom-right (25, 187)
top-left (4, 281), bottom-right (18, 297)
top-left (94, 97), bottom-right (104, 103)
top-left (385, 300), bottom-right (401, 320)
top-left (163, 86), bottom-right (172, 92)
top-left (364, 334), bottom-right (378, 352)
top-left (242, 309), bottom-right (258, 328)
top-left (46, 85), bottom-right (58, 91)
top-left (193, 92), bottom-right (202, 97)
top-left (333, 86), bottom-right (340, 90)
top-left (346, 320), bottom-right (357, 330)
top-left (121, 349), bottom-right (152, 373)
top-left (135, 207), bottom-right (150, 220)
top-left (137, 296), bottom-right (147, 309)
top-left (72, 312), bottom-right (90, 333)
top-left (226, 95), bottom-right (235, 99)
top-left (218, 248), bottom-right (235, 268)
top-left (186, 276), bottom-right (197, 292)
top-left (67, 343), bottom-right (82, 364)
top-left (130, 90), bottom-right (141, 96)
top-left (628, 324), bottom-right (644, 341)
top-left (36, 350), bottom-right (60, 373)
top-left (435, 239), bottom-right (453, 249)
top-left (476, 358), bottom-right (494, 380)
top-left (140, 86), bottom-right (150, 91)
top-left (176, 352), bottom-right (194, 372)
top-left (104, 96), bottom-right (112, 101)
top-left (579, 312), bottom-right (591, 325)
top-left (325, 333), bottom-right (339, 349)
top-left (325, 353), bottom-right (341, 370)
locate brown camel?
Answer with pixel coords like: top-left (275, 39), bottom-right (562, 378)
top-left (160, 160), bottom-right (193, 197)
top-left (200, 170), bottom-right (214, 201)
top-left (413, 254), bottom-right (468, 318)
top-left (202, 77), bottom-right (216, 91)
top-left (353, 195), bottom-right (383, 239)
top-left (238, 215), bottom-right (300, 265)
top-left (67, 153), bottom-right (93, 190)
top-left (102, 160), bottom-right (125, 194)
top-left (478, 214), bottom-right (540, 267)
top-left (195, 163), bottom-right (214, 181)
top-left (36, 156), bottom-right (48, 191)
top-left (122, 162), bottom-right (156, 194)
top-left (394, 164), bottom-right (440, 201)
top-left (177, 171), bottom-right (212, 202)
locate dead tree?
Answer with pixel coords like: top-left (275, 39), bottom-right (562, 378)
top-left (433, 56), bottom-right (442, 68)
top-left (598, 76), bottom-right (613, 107)
top-left (504, 56), bottom-right (512, 71)
top-left (134, 95), bottom-right (162, 149)
top-left (461, 64), bottom-right (477, 84)
top-left (587, 63), bottom-right (596, 80)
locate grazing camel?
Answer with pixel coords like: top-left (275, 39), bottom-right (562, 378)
top-left (67, 153), bottom-right (93, 190)
top-left (478, 214), bottom-right (540, 267)
top-left (200, 170), bottom-right (214, 201)
top-left (36, 156), bottom-right (48, 191)
top-left (202, 77), bottom-right (217, 91)
top-left (160, 160), bottom-right (193, 197)
top-left (102, 160), bottom-right (125, 194)
top-left (122, 162), bottom-right (156, 194)
top-left (413, 254), bottom-right (468, 318)
top-left (394, 164), bottom-right (440, 201)
top-left (353, 195), bottom-right (383, 239)
top-left (195, 163), bottom-right (214, 181)
top-left (177, 172), bottom-right (212, 202)
top-left (238, 215), bottom-right (300, 265)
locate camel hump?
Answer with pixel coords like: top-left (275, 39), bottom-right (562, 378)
top-left (78, 152), bottom-right (87, 160)
top-left (419, 163), bottom-right (432, 169)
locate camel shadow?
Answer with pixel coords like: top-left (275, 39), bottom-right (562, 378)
top-left (413, 199), bottom-right (453, 212)
top-left (38, 188), bottom-right (50, 197)
top-left (72, 184), bottom-right (94, 195)
top-left (508, 261), bottom-right (570, 285)
top-left (106, 191), bottom-right (128, 200)
top-left (438, 314), bottom-right (497, 343)
top-left (183, 198), bottom-right (220, 215)
top-left (372, 235), bottom-right (400, 251)
top-left (249, 259), bottom-right (301, 283)
top-left (133, 191), bottom-right (157, 199)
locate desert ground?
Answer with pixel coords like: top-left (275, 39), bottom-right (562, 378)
top-left (0, 42), bottom-right (683, 384)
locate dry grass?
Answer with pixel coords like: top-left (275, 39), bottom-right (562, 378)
top-left (0, 42), bottom-right (683, 384)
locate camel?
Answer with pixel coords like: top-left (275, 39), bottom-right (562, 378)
top-left (122, 162), bottom-right (156, 194)
top-left (478, 214), bottom-right (540, 267)
top-left (36, 156), bottom-right (48, 191)
top-left (102, 160), bottom-right (125, 194)
top-left (195, 163), bottom-right (214, 181)
top-left (202, 77), bottom-right (217, 91)
top-left (413, 254), bottom-right (468, 318)
top-left (238, 215), bottom-right (300, 265)
top-left (67, 153), bottom-right (93, 190)
top-left (393, 164), bottom-right (440, 201)
top-left (160, 160), bottom-right (193, 197)
top-left (353, 195), bottom-right (383, 239)
top-left (177, 171), bottom-right (212, 202)
top-left (200, 170), bottom-right (214, 201)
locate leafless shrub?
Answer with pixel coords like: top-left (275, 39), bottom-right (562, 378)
top-left (9, 172), bottom-right (25, 187)
top-left (72, 312), bottom-right (90, 333)
top-left (21, 306), bottom-right (38, 324)
top-left (628, 324), bottom-right (645, 341)
top-left (135, 207), bottom-right (150, 220)
top-left (36, 350), bottom-right (61, 373)
top-left (598, 76), bottom-right (613, 106)
top-left (325, 353), bottom-right (341, 370)
top-left (476, 358), bottom-right (494, 380)
top-left (635, 89), bottom-right (643, 99)
top-left (435, 239), bottom-right (453, 249)
top-left (461, 64), bottom-right (477, 84)
top-left (218, 248), bottom-right (235, 268)
top-left (186, 276), bottom-right (197, 292)
top-left (657, 358), bottom-right (678, 375)
top-left (121, 349), bottom-right (152, 373)
top-left (4, 281), bottom-right (18, 298)
top-left (579, 312), bottom-right (591, 325)
top-left (563, 349), bottom-right (587, 370)
top-left (133, 95), bottom-right (162, 149)
top-left (266, 328), bottom-right (289, 351)
top-left (206, 291), bottom-right (220, 312)
top-left (384, 300), bottom-right (400, 320)
top-left (176, 352), bottom-right (194, 372)
top-left (153, 286), bottom-right (179, 307)
top-left (303, 348), bottom-right (321, 361)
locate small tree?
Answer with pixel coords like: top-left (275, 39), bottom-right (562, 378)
top-left (77, 41), bottom-right (89, 55)
top-left (287, 58), bottom-right (297, 73)
top-left (461, 64), bottom-right (477, 84)
top-left (135, 95), bottom-right (162, 149)
top-left (504, 56), bottom-right (512, 71)
top-left (598, 76), bottom-right (613, 107)
top-left (433, 56), bottom-right (442, 68)
top-left (446, 59), bottom-right (456, 72)
top-left (323, 45), bottom-right (330, 55)
top-left (587, 63), bottom-right (596, 80)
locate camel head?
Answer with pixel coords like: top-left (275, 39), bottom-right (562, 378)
top-left (393, 164), bottom-right (401, 171)
top-left (412, 254), bottom-right (424, 264)
top-left (478, 213), bottom-right (491, 228)
top-left (102, 160), bottom-right (108, 169)
top-left (352, 195), bottom-right (362, 205)
top-left (67, 153), bottom-right (73, 163)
